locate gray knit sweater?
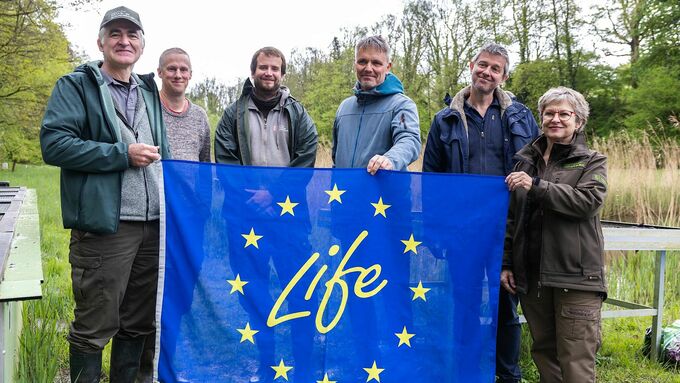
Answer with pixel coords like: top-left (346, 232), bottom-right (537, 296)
top-left (162, 101), bottom-right (211, 162)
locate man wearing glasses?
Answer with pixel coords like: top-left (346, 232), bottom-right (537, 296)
top-left (422, 43), bottom-right (539, 383)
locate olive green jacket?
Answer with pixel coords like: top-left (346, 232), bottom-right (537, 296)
top-left (40, 61), bottom-right (170, 234)
top-left (503, 132), bottom-right (608, 294)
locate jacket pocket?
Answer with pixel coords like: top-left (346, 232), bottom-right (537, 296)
top-left (78, 173), bottom-right (120, 234)
top-left (542, 217), bottom-right (582, 275)
top-left (509, 120), bottom-right (532, 139)
top-left (438, 124), bottom-right (464, 172)
top-left (69, 230), bottom-right (104, 309)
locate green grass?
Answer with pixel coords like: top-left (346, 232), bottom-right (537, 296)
top-left (2, 164), bottom-right (679, 382)
top-left (3, 165), bottom-right (71, 382)
top-left (517, 250), bottom-right (680, 382)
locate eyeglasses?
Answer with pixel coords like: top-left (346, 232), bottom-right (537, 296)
top-left (542, 110), bottom-right (576, 122)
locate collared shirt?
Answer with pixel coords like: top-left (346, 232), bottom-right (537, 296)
top-left (464, 96), bottom-right (505, 176)
top-left (101, 70), bottom-right (139, 125)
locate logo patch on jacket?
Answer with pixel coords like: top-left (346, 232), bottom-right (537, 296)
top-left (562, 161), bottom-right (586, 170)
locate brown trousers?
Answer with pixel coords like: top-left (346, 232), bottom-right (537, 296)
top-left (520, 284), bottom-right (603, 383)
top-left (67, 220), bottom-right (159, 353)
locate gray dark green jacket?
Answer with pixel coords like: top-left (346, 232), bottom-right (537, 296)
top-left (503, 132), bottom-right (608, 294)
top-left (40, 61), bottom-right (170, 234)
top-left (214, 78), bottom-right (318, 167)
top-left (332, 73), bottom-right (421, 170)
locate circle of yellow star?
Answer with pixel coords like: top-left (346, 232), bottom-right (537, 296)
top-left (236, 322), bottom-right (258, 344)
top-left (242, 227), bottom-right (263, 249)
top-left (395, 326), bottom-right (415, 347)
top-left (401, 234), bottom-right (422, 254)
top-left (317, 373), bottom-right (336, 383)
top-left (227, 274), bottom-right (248, 295)
top-left (363, 360), bottom-right (385, 382)
top-left (325, 183), bottom-right (346, 204)
top-left (271, 359), bottom-right (293, 380)
top-left (277, 196), bottom-right (299, 216)
top-left (410, 281), bottom-right (431, 301)
top-left (371, 197), bottom-right (391, 218)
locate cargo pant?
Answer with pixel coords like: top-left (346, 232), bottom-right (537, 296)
top-left (67, 220), bottom-right (159, 353)
top-left (519, 283), bottom-right (603, 383)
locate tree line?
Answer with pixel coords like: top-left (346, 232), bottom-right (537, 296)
top-left (190, 0), bottom-right (679, 148)
top-left (1, 0), bottom-right (678, 169)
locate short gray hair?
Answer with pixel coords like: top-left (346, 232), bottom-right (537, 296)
top-left (98, 26), bottom-right (145, 48)
top-left (538, 86), bottom-right (590, 127)
top-left (472, 43), bottom-right (510, 76)
top-left (159, 47), bottom-right (190, 69)
top-left (355, 35), bottom-right (391, 63)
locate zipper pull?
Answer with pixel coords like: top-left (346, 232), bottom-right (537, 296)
top-left (537, 281), bottom-right (542, 298)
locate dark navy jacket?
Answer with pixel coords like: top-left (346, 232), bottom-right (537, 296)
top-left (423, 86), bottom-right (539, 175)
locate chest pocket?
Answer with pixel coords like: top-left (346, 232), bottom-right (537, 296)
top-left (553, 160), bottom-right (587, 185)
top-left (438, 117), bottom-right (466, 171)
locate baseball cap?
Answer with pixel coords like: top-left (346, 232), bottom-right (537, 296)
top-left (100, 6), bottom-right (143, 32)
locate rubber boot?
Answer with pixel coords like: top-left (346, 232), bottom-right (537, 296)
top-left (70, 346), bottom-right (102, 383)
top-left (135, 333), bottom-right (155, 383)
top-left (110, 336), bottom-right (145, 383)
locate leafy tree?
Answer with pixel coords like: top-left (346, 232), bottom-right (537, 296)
top-left (0, 0), bottom-right (74, 169)
top-left (623, 65), bottom-right (680, 138)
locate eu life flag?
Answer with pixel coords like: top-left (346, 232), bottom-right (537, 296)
top-left (157, 160), bottom-right (509, 383)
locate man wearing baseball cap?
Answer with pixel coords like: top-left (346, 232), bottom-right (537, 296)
top-left (40, 6), bottom-right (169, 382)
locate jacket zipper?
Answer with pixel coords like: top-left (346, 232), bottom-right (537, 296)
top-left (350, 103), bottom-right (366, 167)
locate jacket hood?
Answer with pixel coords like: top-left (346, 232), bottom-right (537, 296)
top-left (448, 85), bottom-right (517, 139)
top-left (450, 85), bottom-right (515, 115)
top-left (353, 73), bottom-right (404, 98)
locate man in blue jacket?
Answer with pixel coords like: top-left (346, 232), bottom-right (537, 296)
top-left (40, 6), bottom-right (169, 382)
top-left (423, 43), bottom-right (539, 383)
top-left (331, 35), bottom-right (421, 379)
top-left (333, 35), bottom-right (421, 174)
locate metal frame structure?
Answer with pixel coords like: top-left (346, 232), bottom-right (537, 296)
top-left (0, 187), bottom-right (43, 381)
top-left (518, 221), bottom-right (680, 362)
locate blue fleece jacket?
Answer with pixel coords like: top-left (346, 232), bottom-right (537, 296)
top-left (332, 73), bottom-right (421, 170)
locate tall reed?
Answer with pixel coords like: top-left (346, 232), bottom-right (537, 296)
top-left (593, 124), bottom-right (680, 227)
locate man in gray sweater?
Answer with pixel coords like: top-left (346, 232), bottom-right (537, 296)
top-left (136, 47), bottom-right (212, 382)
top-left (157, 47), bottom-right (211, 162)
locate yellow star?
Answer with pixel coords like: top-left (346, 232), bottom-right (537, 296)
top-left (226, 274), bottom-right (248, 295)
top-left (277, 196), bottom-right (299, 216)
top-left (371, 197), bottom-right (391, 217)
top-left (242, 228), bottom-right (263, 249)
top-left (271, 359), bottom-right (293, 380)
top-left (325, 183), bottom-right (346, 204)
top-left (317, 373), bottom-right (336, 383)
top-left (395, 326), bottom-right (415, 347)
top-left (363, 360), bottom-right (384, 382)
top-left (236, 322), bottom-right (258, 344)
top-left (410, 281), bottom-right (431, 301)
top-left (401, 234), bottom-right (422, 254)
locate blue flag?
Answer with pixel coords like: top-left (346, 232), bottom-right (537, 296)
top-left (157, 160), bottom-right (509, 383)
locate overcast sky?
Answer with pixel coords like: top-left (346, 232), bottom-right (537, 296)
top-left (58, 0), bottom-right (628, 88)
top-left (59, 0), bottom-right (405, 86)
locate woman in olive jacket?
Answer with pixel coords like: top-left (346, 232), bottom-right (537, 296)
top-left (501, 86), bottom-right (608, 383)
